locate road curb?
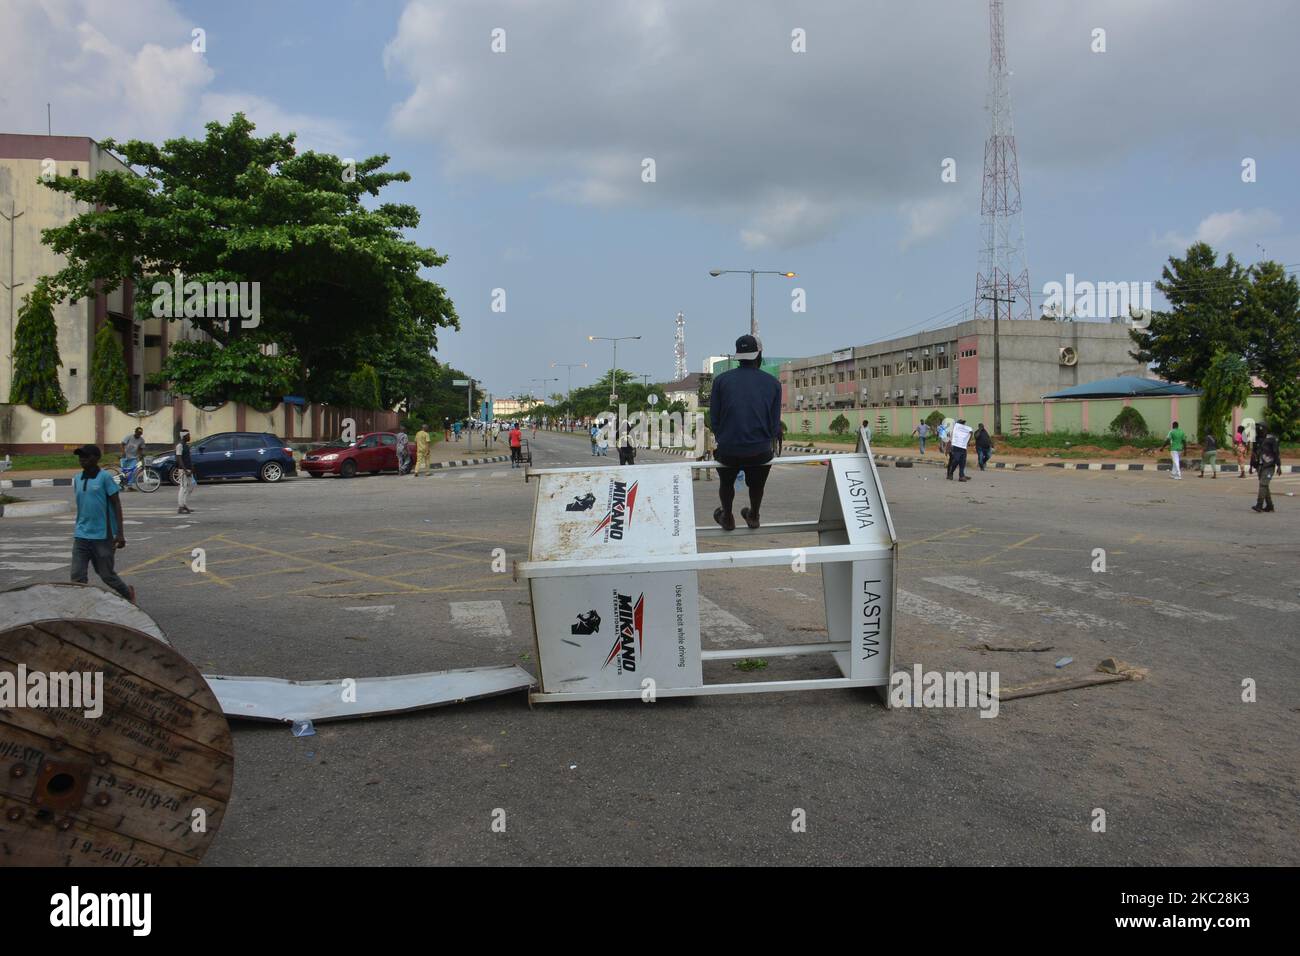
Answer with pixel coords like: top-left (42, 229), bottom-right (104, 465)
top-left (1, 477), bottom-right (74, 489)
top-left (428, 455), bottom-right (511, 470)
top-left (0, 499), bottom-right (72, 518)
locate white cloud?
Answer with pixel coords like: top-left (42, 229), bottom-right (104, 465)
top-left (383, 0), bottom-right (1300, 249)
top-left (1157, 208), bottom-right (1283, 250)
top-left (199, 92), bottom-right (355, 156)
top-left (0, 0), bottom-right (350, 154)
top-left (899, 196), bottom-right (965, 251)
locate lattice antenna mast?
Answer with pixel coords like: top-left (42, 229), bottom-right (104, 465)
top-left (674, 311), bottom-right (687, 381)
top-left (975, 0), bottom-right (1032, 321)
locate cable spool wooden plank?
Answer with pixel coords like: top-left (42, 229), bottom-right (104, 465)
top-left (0, 616), bottom-right (232, 866)
top-left (0, 583), bottom-right (167, 644)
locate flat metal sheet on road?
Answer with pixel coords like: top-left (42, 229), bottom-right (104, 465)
top-left (204, 664), bottom-right (536, 722)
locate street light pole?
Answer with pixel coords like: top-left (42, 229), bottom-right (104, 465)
top-left (588, 335), bottom-right (641, 406)
top-left (709, 268), bottom-right (797, 338)
top-left (551, 362), bottom-right (587, 412)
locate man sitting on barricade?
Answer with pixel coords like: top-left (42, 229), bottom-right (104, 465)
top-left (708, 334), bottom-right (782, 530)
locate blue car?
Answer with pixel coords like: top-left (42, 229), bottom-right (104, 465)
top-left (149, 431), bottom-right (297, 484)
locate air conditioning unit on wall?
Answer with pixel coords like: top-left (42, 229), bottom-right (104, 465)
top-left (1059, 346), bottom-right (1079, 367)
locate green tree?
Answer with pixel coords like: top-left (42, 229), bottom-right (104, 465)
top-left (697, 373), bottom-right (713, 408)
top-left (1107, 406), bottom-right (1149, 440)
top-left (347, 364), bottom-right (383, 409)
top-left (8, 281), bottom-right (68, 413)
top-left (829, 413), bottom-right (850, 435)
top-left (924, 410), bottom-right (945, 429)
top-left (89, 322), bottom-right (131, 411)
top-left (1129, 242), bottom-right (1248, 387)
top-left (1241, 261), bottom-right (1300, 440)
top-left (1199, 350), bottom-right (1253, 446)
top-left (38, 113), bottom-right (458, 403)
top-left (150, 338), bottom-right (299, 408)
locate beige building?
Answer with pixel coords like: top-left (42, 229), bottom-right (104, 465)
top-left (0, 133), bottom-right (206, 411)
top-left (660, 372), bottom-right (704, 412)
top-left (782, 318), bottom-right (1149, 413)
top-left (492, 396), bottom-right (540, 419)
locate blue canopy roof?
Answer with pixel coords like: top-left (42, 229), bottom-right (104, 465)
top-left (1043, 376), bottom-right (1200, 400)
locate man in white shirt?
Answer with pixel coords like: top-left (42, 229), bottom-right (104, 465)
top-left (947, 419), bottom-right (973, 482)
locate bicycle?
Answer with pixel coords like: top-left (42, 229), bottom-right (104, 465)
top-left (104, 457), bottom-right (162, 493)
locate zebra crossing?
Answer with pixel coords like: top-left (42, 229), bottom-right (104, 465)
top-left (439, 564), bottom-right (1289, 652)
top-left (0, 504), bottom-right (200, 579)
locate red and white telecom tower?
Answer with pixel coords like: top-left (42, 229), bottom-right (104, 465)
top-left (974, 0), bottom-right (1032, 324)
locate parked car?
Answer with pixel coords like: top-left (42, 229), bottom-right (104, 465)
top-left (301, 432), bottom-right (405, 478)
top-left (149, 432), bottom-right (297, 484)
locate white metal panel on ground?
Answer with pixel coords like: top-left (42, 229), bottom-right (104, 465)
top-left (0, 582), bottom-right (167, 643)
top-left (204, 665), bottom-right (536, 722)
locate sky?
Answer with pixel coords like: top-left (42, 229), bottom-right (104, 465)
top-left (2, 0), bottom-right (1298, 400)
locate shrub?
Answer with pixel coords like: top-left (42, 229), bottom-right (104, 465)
top-left (829, 413), bottom-right (850, 435)
top-left (8, 281), bottom-right (67, 413)
top-left (90, 322), bottom-right (131, 411)
top-left (1107, 406), bottom-right (1149, 440)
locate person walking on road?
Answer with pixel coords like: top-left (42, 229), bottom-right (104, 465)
top-left (1160, 420), bottom-right (1187, 479)
top-left (395, 430), bottom-right (410, 475)
top-left (175, 428), bottom-right (195, 514)
top-left (413, 424), bottom-right (431, 477)
top-left (947, 419), bottom-right (972, 481)
top-left (589, 422), bottom-right (599, 456)
top-left (1233, 425), bottom-right (1248, 478)
top-left (693, 424), bottom-right (716, 482)
top-left (773, 420), bottom-right (786, 458)
top-left (509, 422), bottom-right (523, 468)
top-left (912, 421), bottom-right (930, 455)
top-left (1252, 423), bottom-right (1280, 513)
top-left (120, 427), bottom-right (146, 490)
top-left (617, 414), bottom-right (636, 466)
top-left (709, 333), bottom-right (781, 530)
top-left (70, 445), bottom-right (134, 603)
top-left (1200, 431), bottom-right (1218, 478)
top-left (974, 423), bottom-right (993, 471)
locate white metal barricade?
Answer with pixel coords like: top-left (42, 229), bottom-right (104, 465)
top-left (516, 428), bottom-right (897, 705)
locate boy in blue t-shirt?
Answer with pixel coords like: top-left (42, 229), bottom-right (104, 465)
top-left (70, 444), bottom-right (134, 603)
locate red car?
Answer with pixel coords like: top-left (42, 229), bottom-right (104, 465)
top-left (301, 432), bottom-right (407, 478)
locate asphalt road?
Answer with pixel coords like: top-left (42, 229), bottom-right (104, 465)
top-left (2, 431), bottom-right (1297, 865)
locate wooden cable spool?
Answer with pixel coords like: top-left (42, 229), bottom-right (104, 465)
top-left (0, 584), bottom-right (232, 866)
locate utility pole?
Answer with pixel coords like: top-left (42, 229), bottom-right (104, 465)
top-left (0, 201), bottom-right (25, 395)
top-left (980, 286), bottom-right (1015, 436)
top-left (551, 362), bottom-right (587, 414)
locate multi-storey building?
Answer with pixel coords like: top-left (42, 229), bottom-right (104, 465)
top-left (780, 318), bottom-right (1148, 413)
top-left (0, 133), bottom-right (207, 411)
